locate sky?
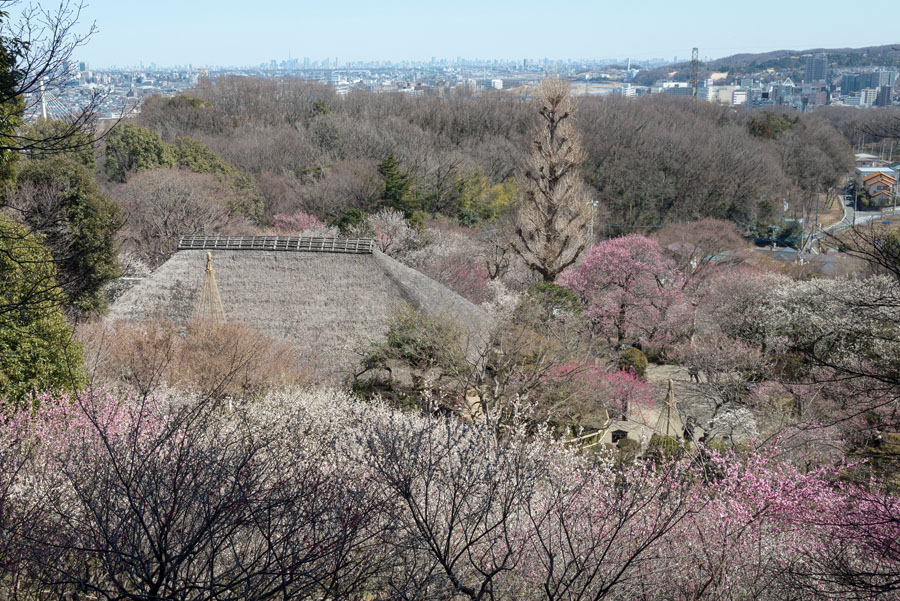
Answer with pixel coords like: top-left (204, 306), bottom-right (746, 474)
top-left (43, 0), bottom-right (900, 68)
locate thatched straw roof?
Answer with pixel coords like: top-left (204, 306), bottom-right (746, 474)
top-left (108, 240), bottom-right (493, 381)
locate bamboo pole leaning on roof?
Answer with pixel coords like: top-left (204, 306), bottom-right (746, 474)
top-left (193, 252), bottom-right (227, 324)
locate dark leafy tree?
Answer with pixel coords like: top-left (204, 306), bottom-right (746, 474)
top-left (172, 135), bottom-right (235, 175)
top-left (0, 214), bottom-right (83, 401)
top-left (19, 117), bottom-right (96, 168)
top-left (104, 123), bottom-right (175, 182)
top-left (8, 157), bottom-right (122, 313)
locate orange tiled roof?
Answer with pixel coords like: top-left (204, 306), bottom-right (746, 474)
top-left (862, 172), bottom-right (897, 183)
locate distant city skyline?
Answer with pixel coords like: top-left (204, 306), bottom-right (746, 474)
top-left (32, 0), bottom-right (900, 69)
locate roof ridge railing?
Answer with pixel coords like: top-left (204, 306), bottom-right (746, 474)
top-left (177, 235), bottom-right (376, 255)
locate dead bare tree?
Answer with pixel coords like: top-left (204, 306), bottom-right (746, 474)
top-left (513, 79), bottom-right (591, 282)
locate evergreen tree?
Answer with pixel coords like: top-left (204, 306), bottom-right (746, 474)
top-left (104, 123), bottom-right (175, 182)
top-left (14, 157), bottom-right (122, 313)
top-left (378, 154), bottom-right (416, 217)
top-left (0, 215), bottom-right (84, 403)
top-left (18, 118), bottom-right (97, 169)
top-left (0, 14), bottom-right (22, 188)
top-left (173, 136), bottom-right (235, 175)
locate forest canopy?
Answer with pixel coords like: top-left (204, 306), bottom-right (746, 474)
top-left (131, 79), bottom-right (852, 236)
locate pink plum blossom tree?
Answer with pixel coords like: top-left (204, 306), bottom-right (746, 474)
top-left (558, 235), bottom-right (687, 345)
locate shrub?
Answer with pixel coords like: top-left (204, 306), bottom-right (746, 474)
top-left (177, 321), bottom-right (307, 400)
top-left (334, 208), bottom-right (371, 236)
top-left (615, 437), bottom-right (642, 465)
top-left (646, 433), bottom-right (683, 464)
top-left (364, 305), bottom-right (463, 372)
top-left (525, 282), bottom-right (582, 319)
top-left (617, 346), bottom-right (649, 380)
top-left (77, 319), bottom-right (308, 400)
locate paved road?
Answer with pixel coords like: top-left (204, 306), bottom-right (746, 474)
top-left (829, 198), bottom-right (897, 233)
top-left (801, 197), bottom-right (898, 254)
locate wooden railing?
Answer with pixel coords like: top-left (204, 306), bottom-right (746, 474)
top-left (177, 235), bottom-right (376, 255)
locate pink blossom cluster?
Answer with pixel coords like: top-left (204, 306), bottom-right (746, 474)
top-left (545, 362), bottom-right (653, 416)
top-left (1, 388), bottom-right (897, 599)
top-left (270, 209), bottom-right (331, 235)
top-left (420, 254), bottom-right (492, 304)
top-left (558, 235), bottom-right (688, 344)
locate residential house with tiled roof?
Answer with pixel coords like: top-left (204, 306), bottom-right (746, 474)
top-left (856, 167), bottom-right (898, 206)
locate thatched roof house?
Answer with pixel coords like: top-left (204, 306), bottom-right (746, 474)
top-left (108, 236), bottom-right (493, 380)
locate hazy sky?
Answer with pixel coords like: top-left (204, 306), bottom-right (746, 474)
top-left (55, 0), bottom-right (900, 68)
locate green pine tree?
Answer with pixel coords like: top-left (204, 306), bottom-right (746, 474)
top-left (378, 154), bottom-right (417, 217)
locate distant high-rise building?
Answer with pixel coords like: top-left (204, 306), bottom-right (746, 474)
top-left (804, 53), bottom-right (827, 83)
top-left (841, 73), bottom-right (861, 94)
top-left (619, 83), bottom-right (636, 97)
top-left (861, 88), bottom-right (879, 107)
top-left (877, 85), bottom-right (893, 107)
top-left (842, 71), bottom-right (896, 95)
top-left (869, 70), bottom-right (897, 88)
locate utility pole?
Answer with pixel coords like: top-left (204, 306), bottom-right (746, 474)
top-left (588, 199), bottom-right (598, 241)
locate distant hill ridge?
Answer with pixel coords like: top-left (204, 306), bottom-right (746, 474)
top-left (709, 44), bottom-right (900, 70)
